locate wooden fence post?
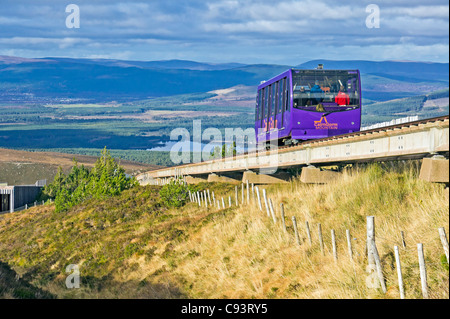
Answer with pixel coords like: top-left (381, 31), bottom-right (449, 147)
top-left (346, 229), bottom-right (353, 260)
top-left (331, 229), bottom-right (337, 261)
top-left (367, 216), bottom-right (387, 294)
top-left (246, 180), bottom-right (250, 204)
top-left (241, 183), bottom-right (244, 205)
top-left (207, 189), bottom-right (212, 206)
top-left (367, 216), bottom-right (375, 267)
top-left (255, 187), bottom-right (263, 212)
top-left (305, 221), bottom-right (312, 246)
top-left (394, 246), bottom-right (405, 299)
top-left (438, 227), bottom-right (449, 264)
top-left (204, 191), bottom-right (208, 208)
top-left (292, 216), bottom-right (301, 246)
top-left (318, 223), bottom-right (324, 255)
top-left (235, 186), bottom-right (239, 206)
top-left (229, 196), bottom-right (232, 208)
top-left (262, 189), bottom-right (271, 218)
top-left (280, 203), bottom-right (287, 232)
top-left (222, 197), bottom-right (225, 210)
top-left (217, 200), bottom-right (220, 209)
top-left (417, 243), bottom-right (429, 299)
top-left (197, 192), bottom-right (201, 206)
top-left (252, 183), bottom-right (255, 202)
top-left (268, 199), bottom-right (277, 224)
top-left (371, 241), bottom-right (387, 294)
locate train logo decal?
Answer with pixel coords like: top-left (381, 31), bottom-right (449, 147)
top-left (263, 118), bottom-right (278, 131)
top-left (269, 118), bottom-right (277, 130)
top-left (314, 115), bottom-right (338, 130)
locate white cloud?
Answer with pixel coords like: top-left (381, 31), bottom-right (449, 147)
top-left (0, 0), bottom-right (447, 63)
top-left (385, 5), bottom-right (449, 18)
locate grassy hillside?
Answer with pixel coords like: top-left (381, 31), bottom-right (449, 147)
top-left (0, 163), bottom-right (447, 299)
top-left (362, 88), bottom-right (449, 125)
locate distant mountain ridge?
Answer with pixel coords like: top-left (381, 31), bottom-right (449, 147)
top-left (0, 55), bottom-right (448, 103)
top-left (41, 57), bottom-right (247, 71)
top-left (297, 59), bottom-right (449, 82)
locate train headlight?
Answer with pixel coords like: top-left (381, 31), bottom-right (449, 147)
top-left (351, 122), bottom-right (355, 125)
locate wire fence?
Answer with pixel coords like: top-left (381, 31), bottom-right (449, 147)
top-left (188, 182), bottom-right (449, 299)
top-left (0, 199), bottom-right (51, 215)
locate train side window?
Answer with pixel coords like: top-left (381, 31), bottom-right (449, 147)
top-left (271, 84), bottom-right (276, 116)
top-left (278, 79), bottom-right (283, 113)
top-left (285, 77), bottom-right (290, 111)
top-left (281, 78), bottom-right (286, 112)
top-left (256, 90), bottom-right (261, 120)
top-left (264, 86), bottom-right (269, 118)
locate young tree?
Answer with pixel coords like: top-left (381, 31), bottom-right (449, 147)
top-left (41, 147), bottom-right (137, 212)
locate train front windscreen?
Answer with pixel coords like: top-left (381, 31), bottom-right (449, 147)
top-left (292, 70), bottom-right (360, 112)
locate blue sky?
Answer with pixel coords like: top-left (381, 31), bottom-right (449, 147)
top-left (0, 0), bottom-right (448, 64)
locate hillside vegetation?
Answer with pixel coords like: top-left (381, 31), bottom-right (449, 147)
top-left (362, 88), bottom-right (449, 125)
top-left (0, 163), bottom-right (448, 299)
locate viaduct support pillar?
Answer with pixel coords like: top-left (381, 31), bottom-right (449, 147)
top-left (419, 156), bottom-right (449, 184)
top-left (242, 170), bottom-right (290, 184)
top-left (207, 173), bottom-right (241, 184)
top-left (300, 166), bottom-right (341, 184)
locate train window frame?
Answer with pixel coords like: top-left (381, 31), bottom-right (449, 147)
top-left (256, 89), bottom-right (261, 121)
top-left (271, 83), bottom-right (277, 117)
top-left (285, 77), bottom-right (290, 112)
top-left (261, 87), bottom-right (266, 126)
top-left (277, 79), bottom-right (283, 114)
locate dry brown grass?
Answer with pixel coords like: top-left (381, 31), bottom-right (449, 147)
top-left (0, 148), bottom-right (157, 172)
top-left (0, 163), bottom-right (447, 299)
top-left (164, 164), bottom-right (449, 299)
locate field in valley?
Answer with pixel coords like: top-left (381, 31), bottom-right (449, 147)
top-left (0, 148), bottom-right (160, 185)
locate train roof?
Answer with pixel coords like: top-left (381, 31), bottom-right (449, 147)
top-left (258, 68), bottom-right (360, 89)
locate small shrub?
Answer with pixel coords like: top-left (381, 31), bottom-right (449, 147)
top-left (159, 179), bottom-right (189, 208)
top-left (441, 255), bottom-right (449, 271)
top-left (41, 147), bottom-right (137, 213)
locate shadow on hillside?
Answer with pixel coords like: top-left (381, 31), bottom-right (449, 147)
top-left (58, 274), bottom-right (189, 299)
top-left (0, 261), bottom-right (55, 299)
top-left (12, 266), bottom-right (188, 299)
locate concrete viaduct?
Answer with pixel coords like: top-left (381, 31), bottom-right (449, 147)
top-left (136, 116), bottom-right (449, 186)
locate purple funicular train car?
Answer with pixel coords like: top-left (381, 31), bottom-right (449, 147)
top-left (255, 66), bottom-right (361, 146)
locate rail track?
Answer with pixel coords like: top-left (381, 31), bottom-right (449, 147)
top-left (246, 115), bottom-right (450, 157)
top-left (137, 115), bottom-right (449, 183)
